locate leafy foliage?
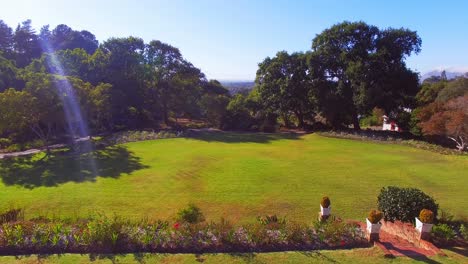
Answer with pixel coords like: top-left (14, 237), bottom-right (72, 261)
top-left (367, 210), bottom-right (383, 224)
top-left (0, 208), bottom-right (23, 224)
top-left (417, 94), bottom-right (468, 151)
top-left (419, 209), bottom-right (434, 224)
top-left (432, 224), bottom-right (455, 241)
top-left (0, 209), bottom-right (367, 253)
top-left (257, 215), bottom-right (286, 226)
top-left (177, 204), bottom-right (205, 224)
top-left (321, 196), bottom-right (331, 208)
top-left (460, 224), bottom-right (468, 240)
top-left (360, 108), bottom-right (385, 127)
top-left (311, 21), bottom-right (420, 129)
top-left (256, 51), bottom-right (315, 128)
top-left (377, 186), bottom-right (438, 223)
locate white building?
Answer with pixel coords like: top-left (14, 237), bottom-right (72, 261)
top-left (382, 115), bottom-right (401, 132)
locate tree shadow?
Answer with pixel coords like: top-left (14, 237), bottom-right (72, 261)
top-left (380, 242), bottom-right (443, 264)
top-left (187, 130), bottom-right (303, 144)
top-left (299, 251), bottom-right (338, 263)
top-left (0, 145), bottom-right (148, 189)
top-left (227, 252), bottom-right (262, 263)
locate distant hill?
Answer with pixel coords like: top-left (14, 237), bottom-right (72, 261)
top-left (421, 70), bottom-right (467, 81)
top-left (220, 81), bottom-right (255, 95)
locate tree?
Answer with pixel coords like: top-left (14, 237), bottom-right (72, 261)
top-left (440, 70), bottom-right (447, 81)
top-left (416, 81), bottom-right (446, 105)
top-left (26, 48), bottom-right (92, 79)
top-left (256, 51), bottom-right (315, 128)
top-left (144, 40), bottom-right (205, 124)
top-left (311, 21), bottom-right (421, 129)
top-left (0, 54), bottom-right (18, 92)
top-left (48, 24), bottom-right (98, 54)
top-left (436, 77), bottom-right (468, 102)
top-left (200, 93), bottom-right (230, 127)
top-left (18, 71), bottom-right (112, 141)
top-left (0, 88), bottom-right (37, 135)
top-left (220, 94), bottom-right (255, 130)
top-left (13, 20), bottom-right (41, 67)
top-left (418, 95), bottom-right (468, 151)
top-left (0, 20), bottom-right (14, 57)
top-left (100, 37), bottom-right (146, 128)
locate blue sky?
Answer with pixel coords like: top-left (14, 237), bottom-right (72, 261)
top-left (1, 0), bottom-right (468, 80)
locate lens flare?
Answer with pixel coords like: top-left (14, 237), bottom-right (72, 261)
top-left (40, 40), bottom-right (98, 177)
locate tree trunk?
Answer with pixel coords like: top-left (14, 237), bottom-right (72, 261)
top-left (449, 136), bottom-right (466, 152)
top-left (282, 113), bottom-right (291, 128)
top-left (353, 113), bottom-right (361, 130)
top-left (295, 111), bottom-right (305, 128)
top-left (163, 102), bottom-right (169, 125)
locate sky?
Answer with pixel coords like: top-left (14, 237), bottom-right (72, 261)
top-left (1, 0), bottom-right (468, 80)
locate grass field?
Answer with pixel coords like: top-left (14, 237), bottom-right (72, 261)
top-left (0, 247), bottom-right (466, 263)
top-left (0, 132), bottom-right (467, 222)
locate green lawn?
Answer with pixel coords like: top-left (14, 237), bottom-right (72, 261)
top-left (0, 132), bottom-right (467, 222)
top-left (0, 247), bottom-right (466, 263)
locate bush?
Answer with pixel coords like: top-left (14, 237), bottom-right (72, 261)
top-left (321, 196), bottom-right (331, 208)
top-left (368, 210), bottom-right (383, 224)
top-left (5, 143), bottom-right (21, 152)
top-left (106, 130), bottom-right (183, 145)
top-left (177, 204), bottom-right (205, 224)
top-left (432, 224), bottom-right (456, 241)
top-left (257, 215), bottom-right (286, 226)
top-left (0, 138), bottom-right (12, 149)
top-left (419, 209), bottom-right (434, 224)
top-left (377, 186), bottom-right (439, 223)
top-left (460, 224), bottom-right (468, 240)
top-left (0, 208), bottom-right (23, 224)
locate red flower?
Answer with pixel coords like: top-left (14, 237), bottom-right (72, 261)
top-left (173, 222), bottom-right (180, 230)
top-left (340, 240), bottom-right (346, 246)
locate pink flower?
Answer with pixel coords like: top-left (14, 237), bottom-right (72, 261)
top-left (340, 240), bottom-right (345, 246)
top-left (173, 222), bottom-right (180, 230)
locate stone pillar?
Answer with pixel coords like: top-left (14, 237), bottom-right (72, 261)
top-left (368, 232), bottom-right (379, 242)
top-left (318, 212), bottom-right (330, 222)
top-left (419, 231), bottom-right (431, 241)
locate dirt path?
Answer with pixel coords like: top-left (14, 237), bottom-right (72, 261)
top-left (0, 137), bottom-right (90, 159)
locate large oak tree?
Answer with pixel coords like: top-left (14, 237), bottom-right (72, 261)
top-left (311, 21), bottom-right (421, 129)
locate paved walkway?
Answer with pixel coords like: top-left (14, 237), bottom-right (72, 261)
top-left (377, 229), bottom-right (436, 257)
top-left (0, 137), bottom-right (90, 159)
top-left (356, 221), bottom-right (441, 258)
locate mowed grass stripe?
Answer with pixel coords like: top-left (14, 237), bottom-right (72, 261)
top-left (0, 133), bottom-right (466, 222)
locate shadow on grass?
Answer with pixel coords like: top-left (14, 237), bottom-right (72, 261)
top-left (446, 246), bottom-right (468, 256)
top-left (299, 251), bottom-right (338, 263)
top-left (187, 130), bottom-right (303, 143)
top-left (0, 145), bottom-right (148, 189)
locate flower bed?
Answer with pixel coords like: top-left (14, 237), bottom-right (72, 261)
top-left (0, 216), bottom-right (368, 254)
top-left (104, 130), bottom-right (184, 145)
top-left (319, 130), bottom-right (464, 155)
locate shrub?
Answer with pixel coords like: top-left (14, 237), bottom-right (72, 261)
top-left (0, 138), bottom-right (12, 149)
top-left (437, 209), bottom-right (454, 223)
top-left (432, 224), bottom-right (456, 241)
top-left (368, 210), bottom-right (383, 224)
top-left (257, 215), bottom-right (286, 226)
top-left (378, 186), bottom-right (438, 223)
top-left (0, 208), bottom-right (23, 224)
top-left (177, 204), bottom-right (205, 224)
top-left (5, 143), bottom-right (21, 152)
top-left (321, 196), bottom-right (331, 208)
top-left (460, 224), bottom-right (468, 240)
top-left (419, 209), bottom-right (434, 224)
